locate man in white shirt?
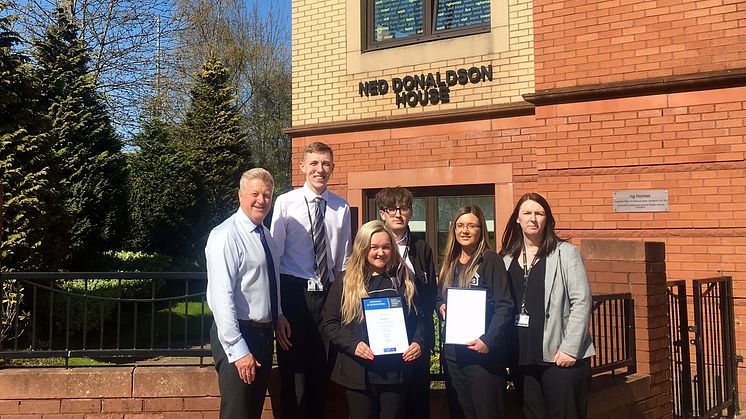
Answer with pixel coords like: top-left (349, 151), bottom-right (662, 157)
top-left (271, 142), bottom-right (352, 419)
top-left (206, 168), bottom-right (287, 419)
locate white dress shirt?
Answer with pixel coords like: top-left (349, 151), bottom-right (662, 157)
top-left (396, 233), bottom-right (416, 279)
top-left (205, 208), bottom-right (281, 363)
top-left (270, 184), bottom-right (352, 281)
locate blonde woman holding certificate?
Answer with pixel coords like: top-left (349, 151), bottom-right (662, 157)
top-left (436, 205), bottom-right (513, 419)
top-left (323, 220), bottom-right (425, 419)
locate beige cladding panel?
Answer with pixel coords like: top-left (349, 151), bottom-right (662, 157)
top-left (292, 0), bottom-right (535, 126)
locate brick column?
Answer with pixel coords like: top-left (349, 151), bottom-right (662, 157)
top-left (581, 239), bottom-right (673, 419)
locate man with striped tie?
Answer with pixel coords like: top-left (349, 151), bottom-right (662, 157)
top-left (271, 142), bottom-right (352, 419)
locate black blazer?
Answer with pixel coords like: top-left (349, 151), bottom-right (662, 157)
top-left (405, 230), bottom-right (437, 351)
top-left (323, 271), bottom-right (426, 390)
top-left (436, 250), bottom-right (513, 355)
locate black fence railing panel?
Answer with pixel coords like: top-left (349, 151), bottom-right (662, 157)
top-left (668, 280), bottom-right (693, 418)
top-left (0, 272), bottom-right (211, 364)
top-left (3, 272), bottom-right (637, 379)
top-left (668, 277), bottom-right (738, 419)
top-left (692, 277), bottom-right (738, 418)
top-left (589, 293), bottom-right (635, 376)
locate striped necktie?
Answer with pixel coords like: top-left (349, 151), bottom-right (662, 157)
top-left (312, 196), bottom-right (330, 285)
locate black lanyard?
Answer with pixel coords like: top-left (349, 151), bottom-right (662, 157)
top-left (396, 233), bottom-right (411, 280)
top-left (518, 246), bottom-right (538, 315)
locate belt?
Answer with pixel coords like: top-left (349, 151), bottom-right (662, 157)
top-left (238, 319), bottom-right (273, 328)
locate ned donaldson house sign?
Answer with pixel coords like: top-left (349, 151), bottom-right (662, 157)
top-left (358, 65), bottom-right (494, 109)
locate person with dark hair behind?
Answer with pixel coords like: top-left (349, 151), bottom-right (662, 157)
top-left (322, 220), bottom-right (425, 419)
top-left (374, 187), bottom-right (436, 419)
top-left (499, 192), bottom-right (595, 419)
top-left (436, 205), bottom-right (512, 419)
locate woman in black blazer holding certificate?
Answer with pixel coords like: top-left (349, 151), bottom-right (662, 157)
top-left (323, 220), bottom-right (425, 419)
top-left (436, 205), bottom-right (513, 419)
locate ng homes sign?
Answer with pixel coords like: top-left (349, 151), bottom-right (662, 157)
top-left (358, 64), bottom-right (494, 109)
top-left (613, 189), bottom-right (669, 213)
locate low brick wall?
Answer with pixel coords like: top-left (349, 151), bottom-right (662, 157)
top-left (588, 374), bottom-right (654, 419)
top-left (0, 366), bottom-right (658, 419)
top-left (0, 366), bottom-right (230, 419)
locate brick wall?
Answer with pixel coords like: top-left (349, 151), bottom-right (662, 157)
top-left (289, 84), bottom-right (746, 406)
top-left (581, 239), bottom-right (671, 409)
top-left (0, 367), bottom-right (233, 419)
top-left (0, 366), bottom-right (662, 419)
top-left (534, 0), bottom-right (746, 90)
top-left (291, 0), bottom-right (535, 125)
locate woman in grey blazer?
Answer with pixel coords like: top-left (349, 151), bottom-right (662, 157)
top-left (499, 193), bottom-right (595, 419)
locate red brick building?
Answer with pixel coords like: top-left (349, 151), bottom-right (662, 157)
top-left (287, 0), bottom-right (746, 409)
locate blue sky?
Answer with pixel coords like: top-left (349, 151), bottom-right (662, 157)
top-left (255, 0), bottom-right (291, 40)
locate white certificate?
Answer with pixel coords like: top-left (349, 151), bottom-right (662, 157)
top-left (363, 296), bottom-right (410, 356)
top-left (445, 288), bottom-right (487, 345)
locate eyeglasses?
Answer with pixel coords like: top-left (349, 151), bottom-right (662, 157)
top-left (381, 207), bottom-right (412, 216)
top-left (454, 223), bottom-right (481, 231)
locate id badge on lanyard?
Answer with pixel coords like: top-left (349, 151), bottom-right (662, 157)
top-left (307, 274), bottom-right (324, 292)
top-left (515, 313), bottom-right (530, 327)
top-left (516, 249), bottom-right (537, 328)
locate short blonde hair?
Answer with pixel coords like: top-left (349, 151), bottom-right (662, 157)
top-left (240, 168), bottom-right (274, 190)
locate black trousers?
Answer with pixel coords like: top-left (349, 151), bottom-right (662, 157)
top-left (443, 344), bottom-right (506, 419)
top-left (520, 358), bottom-right (591, 419)
top-left (345, 384), bottom-right (402, 419)
top-left (404, 351), bottom-right (431, 419)
top-left (210, 322), bottom-right (273, 419)
top-left (277, 275), bottom-right (330, 419)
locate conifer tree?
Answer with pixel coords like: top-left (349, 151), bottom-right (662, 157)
top-left (32, 7), bottom-right (127, 268)
top-left (128, 111), bottom-right (200, 258)
top-left (182, 57), bottom-right (252, 249)
top-left (0, 1), bottom-right (64, 270)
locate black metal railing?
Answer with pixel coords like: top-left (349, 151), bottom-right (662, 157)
top-left (668, 280), bottom-right (694, 417)
top-left (0, 272), bottom-right (211, 365)
top-left (2, 273), bottom-right (637, 378)
top-left (431, 293), bottom-right (637, 380)
top-left (590, 293), bottom-right (636, 376)
top-left (692, 276), bottom-right (738, 418)
top-left (668, 277), bottom-right (739, 419)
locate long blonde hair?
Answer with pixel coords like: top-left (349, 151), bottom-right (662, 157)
top-left (340, 220), bottom-right (415, 324)
top-left (438, 205), bottom-right (491, 296)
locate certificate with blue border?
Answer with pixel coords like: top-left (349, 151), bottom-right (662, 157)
top-left (362, 296), bottom-right (409, 356)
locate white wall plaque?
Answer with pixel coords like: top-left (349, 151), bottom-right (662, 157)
top-left (613, 190), bottom-right (669, 213)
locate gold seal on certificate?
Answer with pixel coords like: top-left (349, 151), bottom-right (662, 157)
top-left (363, 296), bottom-right (409, 355)
top-left (444, 288), bottom-right (487, 345)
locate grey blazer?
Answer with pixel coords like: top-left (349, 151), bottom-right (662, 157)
top-left (503, 241), bottom-right (595, 363)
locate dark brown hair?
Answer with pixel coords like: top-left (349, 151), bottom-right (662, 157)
top-left (374, 187), bottom-right (413, 211)
top-left (438, 205), bottom-right (491, 293)
top-left (499, 192), bottom-right (564, 259)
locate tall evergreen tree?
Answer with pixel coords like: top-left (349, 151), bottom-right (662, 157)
top-left (128, 111), bottom-right (201, 258)
top-left (32, 7), bottom-right (127, 268)
top-left (0, 1), bottom-right (64, 271)
top-left (182, 57), bottom-right (252, 250)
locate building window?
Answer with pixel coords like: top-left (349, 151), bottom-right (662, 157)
top-left (365, 185), bottom-right (496, 268)
top-left (365, 0), bottom-right (491, 51)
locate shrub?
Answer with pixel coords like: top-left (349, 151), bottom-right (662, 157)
top-left (89, 250), bottom-right (199, 272)
top-left (1, 279), bottom-right (30, 350)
